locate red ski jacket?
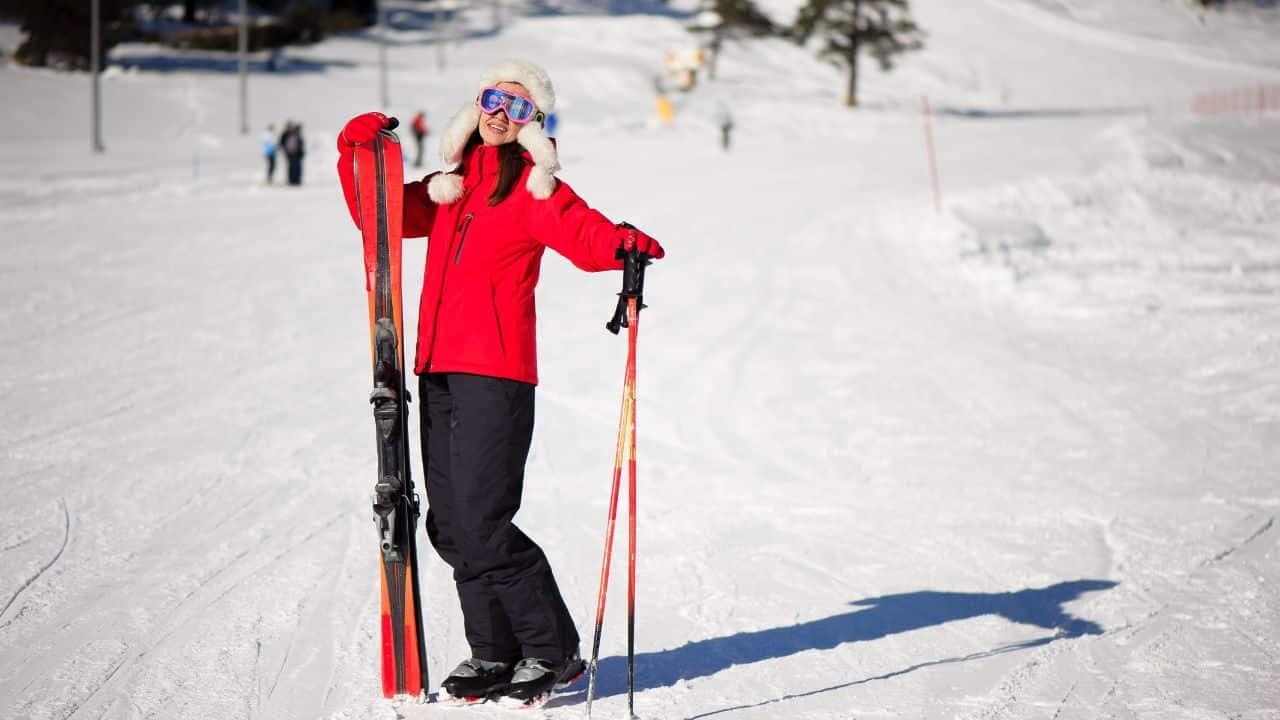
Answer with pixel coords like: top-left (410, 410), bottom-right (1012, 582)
top-left (341, 143), bottom-right (625, 384)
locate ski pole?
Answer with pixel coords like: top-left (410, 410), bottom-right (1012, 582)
top-left (624, 297), bottom-right (639, 720)
top-left (587, 226), bottom-right (649, 719)
top-left (586, 321), bottom-right (632, 719)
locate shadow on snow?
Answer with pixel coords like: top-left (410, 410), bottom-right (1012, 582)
top-left (936, 104), bottom-right (1148, 119)
top-left (109, 53), bottom-right (353, 74)
top-left (345, 0), bottom-right (694, 40)
top-left (385, 0), bottom-right (693, 23)
top-left (109, 1), bottom-right (694, 67)
top-left (565, 579), bottom-right (1117, 714)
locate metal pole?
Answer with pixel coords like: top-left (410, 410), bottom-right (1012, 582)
top-left (379, 0), bottom-right (389, 108)
top-left (454, 1), bottom-right (462, 51)
top-left (91, 0), bottom-right (104, 153)
top-left (435, 3), bottom-right (446, 71)
top-left (238, 0), bottom-right (248, 135)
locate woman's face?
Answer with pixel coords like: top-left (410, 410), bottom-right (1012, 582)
top-left (477, 81), bottom-right (530, 147)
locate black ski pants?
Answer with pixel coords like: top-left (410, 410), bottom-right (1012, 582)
top-left (419, 372), bottom-right (579, 664)
top-left (286, 155), bottom-right (303, 185)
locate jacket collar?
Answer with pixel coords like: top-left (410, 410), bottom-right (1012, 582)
top-left (462, 143), bottom-right (499, 189)
top-left (427, 139), bottom-right (554, 204)
top-left (461, 142), bottom-right (533, 179)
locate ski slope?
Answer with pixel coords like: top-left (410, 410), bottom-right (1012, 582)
top-left (1, 0), bottom-right (1278, 718)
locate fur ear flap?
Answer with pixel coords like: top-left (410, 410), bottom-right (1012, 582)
top-left (516, 123), bottom-right (560, 200)
top-left (516, 123), bottom-right (559, 175)
top-left (428, 172), bottom-right (464, 204)
top-left (526, 165), bottom-right (556, 200)
top-left (440, 104), bottom-right (481, 166)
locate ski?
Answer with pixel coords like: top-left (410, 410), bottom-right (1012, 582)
top-left (352, 127), bottom-right (429, 699)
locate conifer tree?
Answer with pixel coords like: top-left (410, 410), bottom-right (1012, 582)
top-left (711, 0), bottom-right (775, 36)
top-left (12, 0), bottom-right (135, 70)
top-left (793, 0), bottom-right (923, 107)
top-left (692, 0), bottom-right (776, 80)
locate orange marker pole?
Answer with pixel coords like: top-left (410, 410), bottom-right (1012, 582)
top-left (922, 94), bottom-right (943, 215)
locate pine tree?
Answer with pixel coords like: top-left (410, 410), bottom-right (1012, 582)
top-left (692, 0), bottom-right (776, 80)
top-left (793, 0), bottom-right (924, 107)
top-left (173, 0), bottom-right (223, 24)
top-left (711, 0), bottom-right (775, 36)
top-left (13, 0), bottom-right (135, 70)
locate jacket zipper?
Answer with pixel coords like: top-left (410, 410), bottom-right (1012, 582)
top-left (453, 213), bottom-right (474, 264)
top-left (425, 178), bottom-right (480, 372)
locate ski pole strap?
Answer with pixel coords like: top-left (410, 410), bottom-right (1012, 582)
top-left (605, 222), bottom-right (650, 335)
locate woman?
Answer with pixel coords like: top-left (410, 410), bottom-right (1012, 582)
top-left (336, 60), bottom-right (664, 708)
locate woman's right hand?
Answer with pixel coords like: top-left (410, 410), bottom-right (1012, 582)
top-left (336, 112), bottom-right (396, 230)
top-left (338, 112), bottom-right (398, 151)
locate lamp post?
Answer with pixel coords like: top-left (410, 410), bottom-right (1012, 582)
top-left (238, 0), bottom-right (248, 135)
top-left (435, 0), bottom-right (446, 70)
top-left (91, 0), bottom-right (104, 152)
top-left (379, 0), bottom-right (390, 108)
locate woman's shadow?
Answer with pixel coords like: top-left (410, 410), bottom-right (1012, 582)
top-left (574, 579), bottom-right (1116, 708)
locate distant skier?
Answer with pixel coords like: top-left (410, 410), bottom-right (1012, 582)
top-left (335, 59), bottom-right (666, 709)
top-left (262, 124), bottom-right (278, 184)
top-left (279, 121), bottom-right (305, 186)
top-left (716, 104), bottom-right (734, 151)
top-left (411, 110), bottom-right (429, 168)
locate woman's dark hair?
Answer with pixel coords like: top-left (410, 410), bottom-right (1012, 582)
top-left (463, 130), bottom-right (528, 206)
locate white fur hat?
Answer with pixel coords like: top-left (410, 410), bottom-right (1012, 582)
top-left (427, 60), bottom-right (560, 204)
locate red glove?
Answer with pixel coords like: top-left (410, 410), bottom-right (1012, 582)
top-left (619, 226), bottom-right (665, 260)
top-left (337, 112), bottom-right (397, 153)
top-left (336, 112), bottom-right (396, 229)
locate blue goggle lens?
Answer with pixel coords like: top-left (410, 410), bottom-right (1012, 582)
top-left (479, 88), bottom-right (537, 123)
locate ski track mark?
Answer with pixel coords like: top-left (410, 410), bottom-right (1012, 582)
top-left (22, 509), bottom-right (345, 720)
top-left (266, 613), bottom-right (297, 703)
top-left (235, 511), bottom-right (349, 720)
top-left (0, 498), bottom-right (70, 627)
top-left (686, 208), bottom-right (845, 488)
top-left (318, 513), bottom-right (374, 718)
top-left (0, 536), bottom-right (35, 555)
top-left (63, 653), bottom-right (130, 720)
top-left (1050, 681), bottom-right (1078, 720)
top-left (1204, 515), bottom-right (1275, 566)
top-left (686, 636), bottom-right (1054, 720)
top-left (968, 510), bottom-right (1279, 719)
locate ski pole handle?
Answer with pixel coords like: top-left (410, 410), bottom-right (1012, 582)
top-left (605, 222), bottom-right (650, 335)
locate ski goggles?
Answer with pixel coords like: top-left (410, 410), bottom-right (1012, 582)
top-left (476, 86), bottom-right (544, 125)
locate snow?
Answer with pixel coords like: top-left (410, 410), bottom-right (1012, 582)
top-left (1, 1), bottom-right (1278, 718)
